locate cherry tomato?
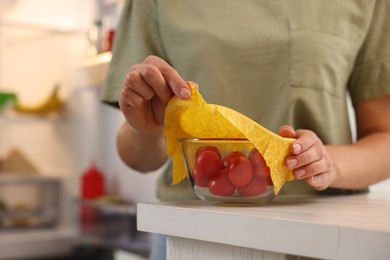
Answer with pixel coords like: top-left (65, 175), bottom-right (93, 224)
top-left (194, 150), bottom-right (221, 179)
top-left (208, 169), bottom-right (236, 196)
top-left (265, 176), bottom-right (274, 186)
top-left (238, 175), bottom-right (268, 196)
top-left (227, 156), bottom-right (253, 188)
top-left (195, 145), bottom-right (221, 158)
top-left (221, 151), bottom-right (246, 169)
top-left (191, 168), bottom-right (210, 187)
top-left (248, 148), bottom-right (270, 178)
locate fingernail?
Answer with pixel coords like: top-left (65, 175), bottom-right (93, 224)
top-left (180, 88), bottom-right (191, 98)
top-left (287, 158), bottom-right (297, 169)
top-left (294, 169), bottom-right (305, 179)
top-left (293, 143), bottom-right (302, 154)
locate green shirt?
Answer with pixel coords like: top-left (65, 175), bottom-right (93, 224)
top-left (102, 0), bottom-right (390, 200)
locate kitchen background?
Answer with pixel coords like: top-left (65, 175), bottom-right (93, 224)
top-left (1, 0), bottom-right (390, 259)
top-left (0, 0), bottom-right (162, 259)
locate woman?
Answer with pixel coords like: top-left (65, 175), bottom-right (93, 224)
top-left (102, 0), bottom-right (390, 258)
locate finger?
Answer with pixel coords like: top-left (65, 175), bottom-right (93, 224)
top-left (187, 81), bottom-right (199, 90)
top-left (152, 97), bottom-right (166, 125)
top-left (143, 55), bottom-right (190, 99)
top-left (139, 63), bottom-right (174, 105)
top-left (291, 156), bottom-right (331, 180)
top-left (119, 84), bottom-right (144, 108)
top-left (286, 145), bottom-right (325, 170)
top-left (305, 172), bottom-right (331, 191)
top-left (124, 69), bottom-right (154, 102)
top-left (279, 125), bottom-right (296, 138)
top-left (292, 129), bottom-right (319, 155)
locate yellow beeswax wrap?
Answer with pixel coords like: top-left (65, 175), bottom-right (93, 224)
top-left (164, 83), bottom-right (295, 194)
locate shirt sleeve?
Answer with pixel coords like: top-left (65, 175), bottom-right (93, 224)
top-left (348, 0), bottom-right (390, 104)
top-left (100, 0), bottom-right (167, 105)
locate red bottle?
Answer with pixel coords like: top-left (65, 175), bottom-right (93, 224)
top-left (81, 161), bottom-right (105, 199)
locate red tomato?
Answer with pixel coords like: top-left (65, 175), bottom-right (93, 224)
top-left (238, 175), bottom-right (268, 196)
top-left (227, 156), bottom-right (253, 188)
top-left (191, 168), bottom-right (210, 187)
top-left (248, 148), bottom-right (270, 178)
top-left (194, 150), bottom-right (221, 179)
top-left (208, 169), bottom-right (236, 196)
top-left (195, 145), bottom-right (221, 158)
top-left (221, 151), bottom-right (246, 169)
top-left (265, 176), bottom-right (274, 186)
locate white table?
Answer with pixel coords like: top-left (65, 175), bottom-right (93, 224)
top-left (137, 191), bottom-right (390, 260)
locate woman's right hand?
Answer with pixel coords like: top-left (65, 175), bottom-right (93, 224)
top-left (118, 55), bottom-right (192, 136)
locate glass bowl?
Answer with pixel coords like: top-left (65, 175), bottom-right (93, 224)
top-left (179, 138), bottom-right (275, 206)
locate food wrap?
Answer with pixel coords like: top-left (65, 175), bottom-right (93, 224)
top-left (164, 83), bottom-right (295, 194)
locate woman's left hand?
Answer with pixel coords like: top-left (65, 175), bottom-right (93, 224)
top-left (279, 125), bottom-right (333, 190)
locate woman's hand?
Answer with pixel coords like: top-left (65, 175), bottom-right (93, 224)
top-left (279, 125), bottom-right (333, 190)
top-left (119, 55), bottom-right (192, 136)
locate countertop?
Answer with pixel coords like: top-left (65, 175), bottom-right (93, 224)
top-left (137, 190), bottom-right (390, 260)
